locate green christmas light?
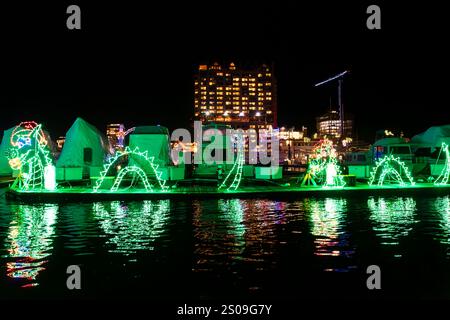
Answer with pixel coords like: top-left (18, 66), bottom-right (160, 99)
top-left (111, 166), bottom-right (153, 192)
top-left (4, 203), bottom-right (58, 283)
top-left (305, 198), bottom-right (347, 257)
top-left (434, 142), bottom-right (450, 185)
top-left (301, 139), bottom-right (345, 188)
top-left (93, 146), bottom-right (168, 192)
top-left (368, 155), bottom-right (415, 187)
top-left (434, 197), bottom-right (450, 246)
top-left (218, 134), bottom-right (244, 191)
top-left (367, 197), bottom-right (417, 248)
top-left (92, 200), bottom-right (170, 254)
top-left (8, 123), bottom-right (54, 191)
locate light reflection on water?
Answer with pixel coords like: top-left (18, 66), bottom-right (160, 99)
top-left (92, 200), bottom-right (170, 256)
top-left (434, 196), bottom-right (450, 250)
top-left (305, 198), bottom-right (347, 257)
top-left (2, 203), bottom-right (58, 287)
top-left (1, 195), bottom-right (450, 297)
top-left (367, 197), bottom-right (417, 252)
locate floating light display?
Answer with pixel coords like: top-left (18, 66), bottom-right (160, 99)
top-left (8, 122), bottom-right (54, 191)
top-left (93, 146), bottom-right (168, 192)
top-left (368, 155), bottom-right (415, 187)
top-left (218, 134), bottom-right (244, 191)
top-left (434, 142), bottom-right (450, 185)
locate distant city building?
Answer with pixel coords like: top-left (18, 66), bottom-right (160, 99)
top-left (278, 126), bottom-right (315, 165)
top-left (56, 136), bottom-right (66, 151)
top-left (194, 62), bottom-right (278, 130)
top-left (106, 124), bottom-right (125, 150)
top-left (316, 110), bottom-right (353, 140)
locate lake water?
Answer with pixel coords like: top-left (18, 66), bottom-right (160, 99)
top-left (1, 189), bottom-right (450, 300)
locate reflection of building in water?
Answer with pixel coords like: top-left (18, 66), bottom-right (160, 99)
top-left (367, 197), bottom-right (417, 251)
top-left (4, 204), bottom-right (58, 287)
top-left (92, 200), bottom-right (170, 255)
top-left (305, 198), bottom-right (348, 258)
top-left (434, 197), bottom-right (450, 248)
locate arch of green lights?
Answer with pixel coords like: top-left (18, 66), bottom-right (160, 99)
top-left (111, 166), bottom-right (153, 192)
top-left (218, 133), bottom-right (244, 191)
top-left (434, 142), bottom-right (450, 185)
top-left (93, 146), bottom-right (168, 192)
top-left (368, 155), bottom-right (415, 187)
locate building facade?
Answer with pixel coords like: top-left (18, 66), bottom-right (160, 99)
top-left (194, 62), bottom-right (277, 130)
top-left (316, 110), bottom-right (353, 140)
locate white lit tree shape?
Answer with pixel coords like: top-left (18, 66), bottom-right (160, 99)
top-left (301, 139), bottom-right (345, 188)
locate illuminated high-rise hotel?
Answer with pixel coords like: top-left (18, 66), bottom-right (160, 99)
top-left (194, 62), bottom-right (278, 129)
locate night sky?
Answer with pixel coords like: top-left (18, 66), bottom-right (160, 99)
top-left (1, 1), bottom-right (448, 141)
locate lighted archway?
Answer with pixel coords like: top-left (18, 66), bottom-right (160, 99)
top-left (93, 147), bottom-right (167, 192)
top-left (368, 155), bottom-right (415, 187)
top-left (111, 166), bottom-right (153, 192)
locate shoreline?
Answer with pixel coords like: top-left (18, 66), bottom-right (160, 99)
top-left (5, 183), bottom-right (450, 202)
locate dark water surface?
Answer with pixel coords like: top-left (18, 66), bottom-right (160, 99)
top-left (1, 189), bottom-right (450, 300)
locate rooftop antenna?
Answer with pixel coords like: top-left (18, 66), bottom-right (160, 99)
top-left (315, 70), bottom-right (350, 139)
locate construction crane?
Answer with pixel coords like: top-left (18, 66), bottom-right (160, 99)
top-left (314, 70), bottom-right (349, 139)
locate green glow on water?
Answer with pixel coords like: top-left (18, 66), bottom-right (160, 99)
top-left (218, 199), bottom-right (246, 238)
top-left (434, 196), bottom-right (450, 247)
top-left (92, 200), bottom-right (170, 255)
top-left (305, 198), bottom-right (347, 257)
top-left (367, 197), bottom-right (417, 251)
top-left (2, 203), bottom-right (58, 285)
